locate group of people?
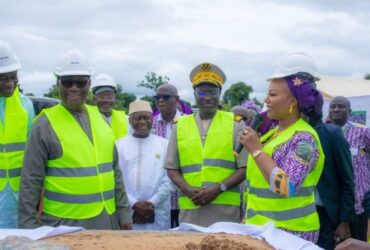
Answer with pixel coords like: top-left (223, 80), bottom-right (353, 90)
top-left (0, 40), bottom-right (369, 250)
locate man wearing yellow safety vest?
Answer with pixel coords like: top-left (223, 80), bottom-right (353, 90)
top-left (0, 41), bottom-right (35, 228)
top-left (18, 51), bottom-right (131, 230)
top-left (164, 62), bottom-right (247, 227)
top-left (91, 73), bottom-right (129, 140)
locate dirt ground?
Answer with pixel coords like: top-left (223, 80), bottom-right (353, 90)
top-left (44, 230), bottom-right (274, 250)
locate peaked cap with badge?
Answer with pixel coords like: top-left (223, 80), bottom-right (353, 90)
top-left (189, 62), bottom-right (226, 88)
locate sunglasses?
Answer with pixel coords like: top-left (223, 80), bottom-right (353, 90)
top-left (0, 75), bottom-right (17, 83)
top-left (60, 78), bottom-right (89, 89)
top-left (194, 90), bottom-right (219, 98)
top-left (154, 95), bottom-right (174, 101)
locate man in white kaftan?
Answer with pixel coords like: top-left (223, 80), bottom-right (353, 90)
top-left (116, 100), bottom-right (172, 230)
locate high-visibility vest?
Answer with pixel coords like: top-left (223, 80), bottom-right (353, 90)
top-left (111, 109), bottom-right (128, 140)
top-left (245, 118), bottom-right (324, 232)
top-left (177, 111), bottom-right (240, 210)
top-left (0, 87), bottom-right (29, 192)
top-left (43, 104), bottom-right (116, 219)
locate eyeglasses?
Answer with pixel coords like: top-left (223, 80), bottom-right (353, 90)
top-left (0, 75), bottom-right (17, 83)
top-left (96, 94), bottom-right (115, 101)
top-left (194, 90), bottom-right (219, 98)
top-left (131, 115), bottom-right (152, 122)
top-left (60, 78), bottom-right (89, 89)
top-left (153, 95), bottom-right (174, 101)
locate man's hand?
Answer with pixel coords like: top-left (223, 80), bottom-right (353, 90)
top-left (133, 214), bottom-right (148, 224)
top-left (191, 185), bottom-right (220, 206)
top-left (133, 201), bottom-right (155, 217)
top-left (335, 238), bottom-right (370, 250)
top-left (133, 201), bottom-right (155, 224)
top-left (334, 222), bottom-right (351, 244)
top-left (184, 186), bottom-right (203, 199)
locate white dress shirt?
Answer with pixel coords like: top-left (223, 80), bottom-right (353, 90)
top-left (116, 134), bottom-right (172, 230)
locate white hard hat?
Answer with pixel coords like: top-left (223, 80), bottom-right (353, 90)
top-left (267, 52), bottom-right (320, 81)
top-left (91, 73), bottom-right (117, 94)
top-left (0, 41), bottom-right (21, 74)
top-left (54, 50), bottom-right (92, 77)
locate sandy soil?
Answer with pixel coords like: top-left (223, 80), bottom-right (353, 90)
top-left (44, 230), bottom-right (274, 250)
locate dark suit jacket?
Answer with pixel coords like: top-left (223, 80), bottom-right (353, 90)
top-left (315, 122), bottom-right (356, 226)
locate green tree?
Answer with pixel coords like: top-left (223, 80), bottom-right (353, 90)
top-left (222, 82), bottom-right (253, 107)
top-left (137, 72), bottom-right (170, 92)
top-left (140, 95), bottom-right (156, 109)
top-left (364, 73), bottom-right (370, 80)
top-left (221, 102), bottom-right (231, 111)
top-left (114, 84), bottom-right (136, 111)
top-left (44, 84), bottom-right (60, 99)
top-left (252, 97), bottom-right (263, 108)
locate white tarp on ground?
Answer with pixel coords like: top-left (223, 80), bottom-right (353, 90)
top-left (323, 95), bottom-right (370, 126)
top-left (177, 221), bottom-right (322, 250)
top-left (0, 226), bottom-right (84, 240)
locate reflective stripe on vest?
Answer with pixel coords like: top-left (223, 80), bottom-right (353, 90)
top-left (247, 203), bottom-right (317, 221)
top-left (181, 159), bottom-right (236, 174)
top-left (245, 179), bottom-right (315, 198)
top-left (204, 159), bottom-right (236, 170)
top-left (178, 182), bottom-right (240, 197)
top-left (43, 104), bottom-right (116, 219)
top-left (0, 167), bottom-right (22, 178)
top-left (44, 189), bottom-right (115, 204)
top-left (0, 142), bottom-right (26, 152)
top-left (46, 163), bottom-right (113, 176)
top-left (245, 118), bottom-right (324, 232)
top-left (177, 111), bottom-right (240, 210)
top-left (0, 87), bottom-right (29, 192)
top-left (111, 109), bottom-right (128, 140)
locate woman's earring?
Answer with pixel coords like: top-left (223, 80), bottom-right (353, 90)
top-left (289, 104), bottom-right (293, 114)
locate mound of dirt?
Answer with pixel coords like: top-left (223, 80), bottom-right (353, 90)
top-left (186, 235), bottom-right (272, 250)
top-left (44, 231), bottom-right (273, 250)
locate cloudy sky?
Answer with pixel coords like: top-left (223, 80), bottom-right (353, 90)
top-left (2, 0), bottom-right (370, 103)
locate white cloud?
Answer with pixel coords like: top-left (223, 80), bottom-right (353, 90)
top-left (19, 71), bottom-right (55, 96)
top-left (1, 0), bottom-right (370, 104)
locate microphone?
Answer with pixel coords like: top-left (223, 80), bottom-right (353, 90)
top-left (233, 113), bottom-right (264, 157)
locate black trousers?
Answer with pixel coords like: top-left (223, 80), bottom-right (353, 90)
top-left (350, 212), bottom-right (368, 241)
top-left (170, 209), bottom-right (179, 228)
top-left (317, 206), bottom-right (336, 250)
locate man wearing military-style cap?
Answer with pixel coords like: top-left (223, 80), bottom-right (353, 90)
top-left (164, 62), bottom-right (247, 226)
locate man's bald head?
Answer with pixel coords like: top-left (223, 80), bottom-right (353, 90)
top-left (328, 96), bottom-right (352, 127)
top-left (156, 84), bottom-right (178, 96)
top-left (155, 83), bottom-right (179, 121)
top-left (330, 96), bottom-right (351, 109)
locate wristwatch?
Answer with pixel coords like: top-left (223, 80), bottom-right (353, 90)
top-left (219, 183), bottom-right (227, 192)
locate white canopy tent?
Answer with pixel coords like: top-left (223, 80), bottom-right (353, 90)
top-left (317, 75), bottom-right (370, 126)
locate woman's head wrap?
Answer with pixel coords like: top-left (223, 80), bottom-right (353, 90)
top-left (241, 100), bottom-right (261, 114)
top-left (284, 73), bottom-right (323, 123)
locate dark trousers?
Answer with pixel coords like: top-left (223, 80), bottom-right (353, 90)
top-left (317, 206), bottom-right (336, 250)
top-left (350, 212), bottom-right (368, 241)
top-left (170, 209), bottom-right (179, 228)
